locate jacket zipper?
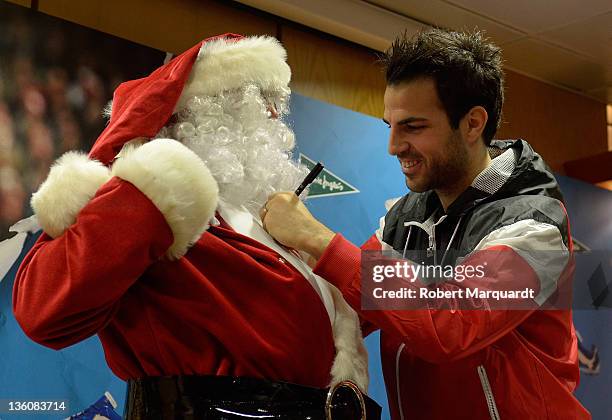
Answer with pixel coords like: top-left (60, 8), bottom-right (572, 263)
top-left (428, 230), bottom-right (436, 259)
top-left (477, 365), bottom-right (501, 420)
top-left (404, 215), bottom-right (448, 264)
top-left (395, 343), bottom-right (406, 420)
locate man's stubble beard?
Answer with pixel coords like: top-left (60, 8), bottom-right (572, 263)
top-left (405, 129), bottom-right (470, 194)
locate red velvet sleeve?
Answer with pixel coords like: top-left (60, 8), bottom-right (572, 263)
top-left (13, 177), bottom-right (173, 349)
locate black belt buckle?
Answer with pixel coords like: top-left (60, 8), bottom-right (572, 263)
top-left (325, 380), bottom-right (366, 420)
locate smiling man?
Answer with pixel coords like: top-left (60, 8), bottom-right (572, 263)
top-left (384, 78), bottom-right (488, 210)
top-left (262, 29), bottom-right (590, 419)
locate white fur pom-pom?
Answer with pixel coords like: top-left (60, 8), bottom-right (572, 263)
top-left (176, 36), bottom-right (291, 112)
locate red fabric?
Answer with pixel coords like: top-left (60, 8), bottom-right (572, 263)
top-left (314, 234), bottom-right (590, 419)
top-left (14, 178), bottom-right (335, 387)
top-left (88, 33), bottom-right (244, 165)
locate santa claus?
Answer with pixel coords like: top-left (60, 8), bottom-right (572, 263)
top-left (13, 34), bottom-right (381, 419)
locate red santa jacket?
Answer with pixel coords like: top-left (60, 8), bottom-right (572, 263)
top-left (13, 139), bottom-right (368, 390)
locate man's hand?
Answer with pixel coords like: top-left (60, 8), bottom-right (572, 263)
top-left (261, 192), bottom-right (335, 259)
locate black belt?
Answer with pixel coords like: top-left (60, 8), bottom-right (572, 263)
top-left (125, 375), bottom-right (382, 419)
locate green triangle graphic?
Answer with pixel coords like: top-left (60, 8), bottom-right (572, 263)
top-left (299, 154), bottom-right (360, 198)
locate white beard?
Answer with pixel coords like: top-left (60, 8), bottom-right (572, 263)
top-left (156, 84), bottom-right (310, 215)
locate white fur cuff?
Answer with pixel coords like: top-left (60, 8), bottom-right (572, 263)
top-left (31, 152), bottom-right (111, 238)
top-left (328, 285), bottom-right (369, 392)
top-left (111, 139), bottom-right (219, 260)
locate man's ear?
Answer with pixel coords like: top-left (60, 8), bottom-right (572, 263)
top-left (461, 106), bottom-right (488, 145)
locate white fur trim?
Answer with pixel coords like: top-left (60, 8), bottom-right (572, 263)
top-left (176, 36), bottom-right (291, 111)
top-left (31, 152), bottom-right (111, 238)
top-left (327, 284), bottom-right (369, 392)
top-left (111, 139), bottom-right (219, 260)
top-left (101, 100), bottom-right (113, 120)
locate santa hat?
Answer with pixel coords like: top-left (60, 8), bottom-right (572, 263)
top-left (89, 33), bottom-right (292, 165)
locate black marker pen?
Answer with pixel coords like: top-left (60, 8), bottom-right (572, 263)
top-left (295, 162), bottom-right (324, 197)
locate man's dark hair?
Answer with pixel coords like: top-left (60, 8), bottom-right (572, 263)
top-left (382, 28), bottom-right (504, 145)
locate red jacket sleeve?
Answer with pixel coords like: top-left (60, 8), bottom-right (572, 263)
top-left (13, 177), bottom-right (173, 349)
top-left (356, 234), bottom-right (382, 337)
top-left (314, 231), bottom-right (568, 364)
